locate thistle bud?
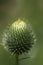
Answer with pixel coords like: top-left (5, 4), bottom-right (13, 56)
top-left (2, 19), bottom-right (36, 55)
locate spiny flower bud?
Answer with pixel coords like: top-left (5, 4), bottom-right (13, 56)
top-left (2, 19), bottom-right (36, 55)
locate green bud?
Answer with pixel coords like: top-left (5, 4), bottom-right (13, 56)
top-left (2, 19), bottom-right (36, 55)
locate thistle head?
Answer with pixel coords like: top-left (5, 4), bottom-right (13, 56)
top-left (2, 19), bottom-right (36, 55)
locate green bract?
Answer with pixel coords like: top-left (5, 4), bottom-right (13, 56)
top-left (2, 19), bottom-right (36, 55)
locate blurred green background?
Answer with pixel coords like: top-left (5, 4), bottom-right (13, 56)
top-left (0, 0), bottom-right (43, 65)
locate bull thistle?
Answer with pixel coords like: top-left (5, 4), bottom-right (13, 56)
top-left (2, 19), bottom-right (36, 65)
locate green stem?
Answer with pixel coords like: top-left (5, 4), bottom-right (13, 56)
top-left (15, 54), bottom-right (19, 65)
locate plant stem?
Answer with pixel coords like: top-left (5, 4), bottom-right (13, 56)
top-left (15, 54), bottom-right (19, 65)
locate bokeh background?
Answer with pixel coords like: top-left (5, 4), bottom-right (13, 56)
top-left (0, 0), bottom-right (43, 65)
